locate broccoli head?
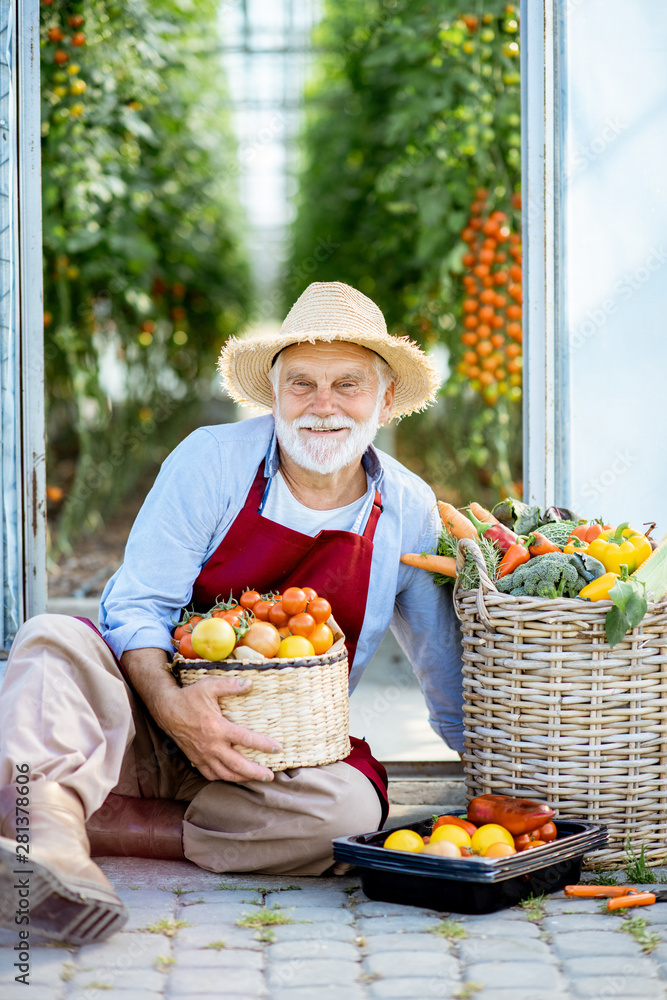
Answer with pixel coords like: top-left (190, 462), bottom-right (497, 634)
top-left (496, 553), bottom-right (586, 599)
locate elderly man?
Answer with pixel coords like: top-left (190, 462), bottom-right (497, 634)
top-left (0, 281), bottom-right (463, 944)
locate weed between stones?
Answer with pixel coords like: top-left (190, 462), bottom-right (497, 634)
top-left (142, 917), bottom-right (191, 936)
top-left (430, 919), bottom-right (468, 939)
top-left (621, 914), bottom-right (662, 953)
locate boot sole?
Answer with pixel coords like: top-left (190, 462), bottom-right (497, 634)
top-left (0, 837), bottom-right (127, 945)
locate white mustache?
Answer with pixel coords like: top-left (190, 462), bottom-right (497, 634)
top-left (292, 415), bottom-right (355, 431)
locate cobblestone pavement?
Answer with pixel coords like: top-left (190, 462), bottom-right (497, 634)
top-left (3, 856), bottom-right (667, 1000)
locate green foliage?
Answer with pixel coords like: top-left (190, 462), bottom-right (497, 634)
top-left (284, 0), bottom-right (521, 502)
top-left (41, 1), bottom-right (252, 550)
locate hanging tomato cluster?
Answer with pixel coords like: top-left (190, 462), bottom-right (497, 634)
top-left (455, 188), bottom-right (523, 408)
top-left (41, 5), bottom-right (87, 123)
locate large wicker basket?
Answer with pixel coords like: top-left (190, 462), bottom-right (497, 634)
top-left (170, 620), bottom-right (351, 771)
top-left (454, 537), bottom-right (667, 868)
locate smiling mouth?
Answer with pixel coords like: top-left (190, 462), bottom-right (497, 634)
top-left (301, 427), bottom-right (348, 434)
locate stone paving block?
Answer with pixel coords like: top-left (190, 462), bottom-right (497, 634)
top-left (166, 965), bottom-right (265, 994)
top-left (77, 931), bottom-right (172, 968)
top-left (367, 976), bottom-right (459, 999)
top-left (0, 947), bottom-right (73, 983)
top-left (174, 923), bottom-right (261, 951)
top-left (69, 992), bottom-right (162, 1000)
top-left (167, 901), bottom-right (255, 925)
top-left (2, 986), bottom-right (64, 1000)
top-left (357, 914), bottom-right (442, 935)
top-left (269, 988), bottom-right (366, 1000)
top-left (355, 900), bottom-right (440, 918)
top-left (543, 914), bottom-right (622, 933)
top-left (172, 947), bottom-right (263, 969)
top-left (69, 966), bottom-right (166, 991)
top-left (116, 887), bottom-right (178, 908)
top-left (285, 906), bottom-right (354, 925)
top-left (561, 954), bottom-right (659, 978)
top-left (458, 916), bottom-right (542, 937)
top-left (180, 889), bottom-right (262, 906)
top-left (568, 976), bottom-right (665, 998)
top-left (550, 930), bottom-right (644, 958)
top-left (464, 961), bottom-right (565, 990)
top-left (459, 935), bottom-right (555, 964)
top-left (363, 950), bottom-right (458, 979)
top-left (542, 898), bottom-right (607, 914)
top-left (362, 932), bottom-right (452, 954)
top-left (266, 957), bottom-right (359, 989)
top-left (471, 991), bottom-right (568, 1000)
top-left (269, 923), bottom-right (358, 943)
top-left (265, 890), bottom-right (349, 909)
top-left (460, 907), bottom-right (533, 922)
top-left (267, 939), bottom-right (359, 962)
top-left (640, 907), bottom-right (667, 926)
top-left (123, 905), bottom-right (187, 932)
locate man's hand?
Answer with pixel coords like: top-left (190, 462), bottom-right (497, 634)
top-left (121, 648), bottom-right (282, 783)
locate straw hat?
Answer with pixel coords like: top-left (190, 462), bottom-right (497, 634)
top-left (218, 281), bottom-right (441, 418)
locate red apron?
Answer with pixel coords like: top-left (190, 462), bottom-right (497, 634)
top-left (192, 463), bottom-right (388, 822)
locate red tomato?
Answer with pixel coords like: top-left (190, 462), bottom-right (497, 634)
top-left (268, 601), bottom-right (290, 628)
top-left (282, 587), bottom-right (308, 616)
top-left (173, 615), bottom-right (203, 641)
top-left (47, 27), bottom-right (64, 42)
top-left (302, 587), bottom-right (318, 602)
top-left (307, 597), bottom-right (332, 624)
top-left (221, 611), bottom-right (244, 628)
top-left (53, 48), bottom-right (69, 64)
top-left (71, 31), bottom-right (86, 46)
top-left (252, 600), bottom-right (274, 621)
top-left (288, 612), bottom-right (316, 638)
top-left (212, 604), bottom-right (240, 619)
top-left (536, 821), bottom-right (557, 843)
top-left (68, 14), bottom-right (85, 28)
top-left (177, 632), bottom-right (200, 659)
top-left (239, 590), bottom-right (261, 611)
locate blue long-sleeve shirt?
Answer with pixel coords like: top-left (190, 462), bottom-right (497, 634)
top-left (99, 415), bottom-right (464, 752)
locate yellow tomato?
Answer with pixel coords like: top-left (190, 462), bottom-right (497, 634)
top-left (483, 841), bottom-right (516, 858)
top-left (422, 840), bottom-right (461, 858)
top-left (190, 617), bottom-right (236, 660)
top-left (471, 823), bottom-right (515, 854)
top-left (430, 824), bottom-right (473, 849)
top-left (383, 829), bottom-right (424, 852)
top-left (278, 635), bottom-right (315, 659)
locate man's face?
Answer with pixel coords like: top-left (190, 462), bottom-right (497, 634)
top-left (271, 341), bottom-right (395, 475)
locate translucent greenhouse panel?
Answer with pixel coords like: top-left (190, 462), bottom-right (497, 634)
top-left (559, 1), bottom-right (667, 532)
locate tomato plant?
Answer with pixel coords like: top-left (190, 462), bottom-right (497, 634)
top-left (40, 0), bottom-right (253, 552)
top-left (284, 0), bottom-right (522, 504)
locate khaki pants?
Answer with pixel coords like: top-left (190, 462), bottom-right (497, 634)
top-left (0, 615), bottom-right (382, 875)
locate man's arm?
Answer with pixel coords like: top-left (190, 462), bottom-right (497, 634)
top-left (121, 648), bottom-right (282, 783)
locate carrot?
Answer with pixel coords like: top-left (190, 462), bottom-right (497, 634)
top-left (400, 552), bottom-right (456, 576)
top-left (469, 501), bottom-right (500, 526)
top-left (437, 501), bottom-right (478, 540)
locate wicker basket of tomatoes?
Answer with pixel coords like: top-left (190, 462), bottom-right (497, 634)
top-left (170, 586), bottom-right (351, 771)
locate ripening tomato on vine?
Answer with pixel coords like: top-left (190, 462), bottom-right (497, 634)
top-left (455, 187), bottom-right (523, 409)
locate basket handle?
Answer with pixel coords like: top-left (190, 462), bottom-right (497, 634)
top-left (453, 537), bottom-right (498, 628)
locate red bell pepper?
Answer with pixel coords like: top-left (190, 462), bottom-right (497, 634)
top-left (467, 510), bottom-right (518, 555)
top-left (467, 794), bottom-right (555, 836)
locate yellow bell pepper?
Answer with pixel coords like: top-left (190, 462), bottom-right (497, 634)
top-left (587, 523), bottom-right (651, 575)
top-left (579, 572), bottom-right (619, 602)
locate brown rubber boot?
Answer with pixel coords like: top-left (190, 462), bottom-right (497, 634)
top-left (86, 793), bottom-right (187, 860)
top-left (0, 782), bottom-right (127, 945)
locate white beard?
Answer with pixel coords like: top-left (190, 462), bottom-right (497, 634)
top-left (274, 396), bottom-right (383, 475)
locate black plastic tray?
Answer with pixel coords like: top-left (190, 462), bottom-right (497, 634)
top-left (332, 818), bottom-right (608, 914)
